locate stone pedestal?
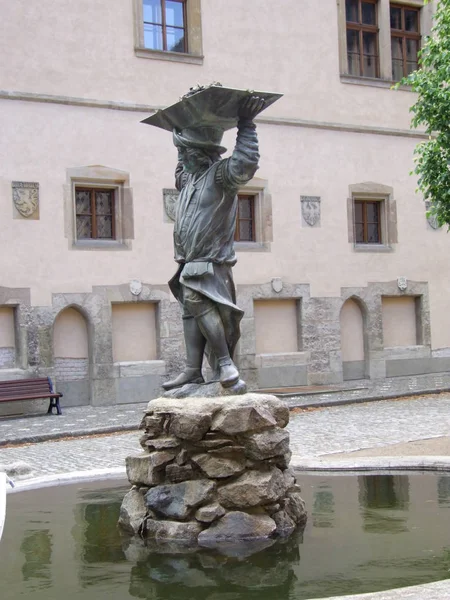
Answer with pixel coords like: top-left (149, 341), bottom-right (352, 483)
top-left (119, 393), bottom-right (306, 549)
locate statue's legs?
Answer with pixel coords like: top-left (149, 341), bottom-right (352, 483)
top-left (195, 306), bottom-right (240, 388)
top-left (162, 316), bottom-right (206, 390)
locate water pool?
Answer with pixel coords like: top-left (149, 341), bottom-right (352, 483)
top-left (1, 473), bottom-right (449, 599)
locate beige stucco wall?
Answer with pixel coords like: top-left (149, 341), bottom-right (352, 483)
top-left (1, 0), bottom-right (450, 366)
top-left (111, 303), bottom-right (157, 362)
top-left (0, 307), bottom-right (15, 347)
top-left (382, 296), bottom-right (417, 348)
top-left (340, 299), bottom-right (364, 362)
top-left (254, 299), bottom-right (298, 354)
top-left (53, 308), bottom-right (89, 358)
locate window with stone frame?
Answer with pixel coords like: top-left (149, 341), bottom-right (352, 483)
top-left (338, 0), bottom-right (431, 85)
top-left (390, 3), bottom-right (421, 81)
top-left (346, 0), bottom-right (380, 78)
top-left (235, 194), bottom-right (256, 242)
top-left (134, 0), bottom-right (203, 64)
top-left (347, 183), bottom-right (398, 250)
top-left (75, 187), bottom-right (116, 241)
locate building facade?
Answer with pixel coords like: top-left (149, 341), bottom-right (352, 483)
top-left (1, 0), bottom-right (448, 414)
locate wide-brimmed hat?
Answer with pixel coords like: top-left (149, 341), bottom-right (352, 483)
top-left (141, 84), bottom-right (283, 133)
top-left (173, 126), bottom-right (227, 154)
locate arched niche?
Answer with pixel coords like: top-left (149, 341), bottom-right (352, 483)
top-left (340, 298), bottom-right (367, 380)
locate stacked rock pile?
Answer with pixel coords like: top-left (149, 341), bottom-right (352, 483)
top-left (119, 393), bottom-right (306, 547)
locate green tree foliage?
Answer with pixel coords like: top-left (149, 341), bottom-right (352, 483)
top-left (399, 0), bottom-right (450, 226)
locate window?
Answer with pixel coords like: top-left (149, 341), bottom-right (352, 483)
top-left (65, 166), bottom-right (134, 250)
top-left (354, 200), bottom-right (381, 243)
top-left (75, 188), bottom-right (115, 240)
top-left (134, 0), bottom-right (203, 64)
top-left (346, 0), bottom-right (379, 78)
top-left (338, 0), bottom-right (431, 85)
top-left (390, 4), bottom-right (420, 80)
top-left (347, 182), bottom-right (398, 250)
top-left (143, 0), bottom-right (186, 53)
top-left (235, 194), bottom-right (255, 242)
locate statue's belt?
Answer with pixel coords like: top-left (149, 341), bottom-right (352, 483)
top-left (181, 261), bottom-right (214, 279)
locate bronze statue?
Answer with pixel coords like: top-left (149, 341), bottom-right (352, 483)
top-left (142, 85), bottom-right (282, 392)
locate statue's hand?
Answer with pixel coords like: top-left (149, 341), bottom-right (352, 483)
top-left (238, 95), bottom-right (266, 121)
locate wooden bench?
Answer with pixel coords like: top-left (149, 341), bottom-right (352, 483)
top-left (0, 377), bottom-right (63, 415)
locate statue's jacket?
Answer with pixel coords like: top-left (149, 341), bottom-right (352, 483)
top-left (168, 119), bottom-right (259, 356)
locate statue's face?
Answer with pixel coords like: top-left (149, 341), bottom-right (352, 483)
top-left (177, 145), bottom-right (210, 174)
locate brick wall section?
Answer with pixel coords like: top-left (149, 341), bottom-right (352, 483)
top-left (0, 347), bottom-right (15, 369)
top-left (54, 357), bottom-right (89, 381)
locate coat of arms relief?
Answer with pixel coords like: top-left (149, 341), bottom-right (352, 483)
top-left (12, 182), bottom-right (39, 219)
top-left (301, 196), bottom-right (321, 227)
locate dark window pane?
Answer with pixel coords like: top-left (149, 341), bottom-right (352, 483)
top-left (391, 36), bottom-right (403, 59)
top-left (362, 2), bottom-right (376, 25)
top-left (97, 216), bottom-right (113, 239)
top-left (166, 1), bottom-right (184, 27)
top-left (406, 61), bottom-right (417, 75)
top-left (390, 6), bottom-right (402, 29)
top-left (367, 223), bottom-right (380, 243)
top-left (143, 0), bottom-right (162, 24)
top-left (355, 223), bottom-right (365, 243)
top-left (354, 202), bottom-right (363, 222)
top-left (347, 29), bottom-right (360, 53)
top-left (144, 23), bottom-right (163, 49)
top-left (95, 191), bottom-right (113, 215)
top-left (366, 202), bottom-right (379, 223)
top-left (406, 38), bottom-right (419, 61)
top-left (405, 9), bottom-right (419, 32)
top-left (75, 190), bottom-right (91, 215)
top-left (363, 31), bottom-right (376, 55)
top-left (348, 53), bottom-right (361, 75)
top-left (239, 198), bottom-right (252, 219)
top-left (166, 27), bottom-right (185, 52)
top-left (392, 59), bottom-right (404, 80)
top-left (346, 0), bottom-right (359, 23)
top-left (238, 221), bottom-right (253, 242)
top-left (77, 216), bottom-right (92, 239)
top-left (363, 54), bottom-right (377, 77)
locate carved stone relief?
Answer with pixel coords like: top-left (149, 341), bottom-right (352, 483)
top-left (301, 196), bottom-right (321, 227)
top-left (163, 188), bottom-right (179, 222)
top-left (12, 181), bottom-right (39, 219)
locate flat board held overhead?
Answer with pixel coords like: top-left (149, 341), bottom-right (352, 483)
top-left (141, 85), bottom-right (283, 132)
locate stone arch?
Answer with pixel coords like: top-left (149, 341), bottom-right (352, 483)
top-left (340, 296), bottom-right (368, 380)
top-left (53, 305), bottom-right (91, 405)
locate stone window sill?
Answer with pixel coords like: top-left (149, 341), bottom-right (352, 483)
top-left (72, 240), bottom-right (130, 251)
top-left (234, 242), bottom-right (271, 252)
top-left (340, 75), bottom-right (412, 92)
top-left (135, 47), bottom-right (203, 65)
top-left (353, 243), bottom-right (394, 253)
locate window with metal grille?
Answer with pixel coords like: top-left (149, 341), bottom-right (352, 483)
top-left (143, 0), bottom-right (187, 53)
top-left (235, 194), bottom-right (255, 242)
top-left (346, 0), bottom-right (380, 78)
top-left (390, 4), bottom-right (420, 81)
top-left (354, 200), bottom-right (381, 243)
top-left (75, 188), bottom-right (115, 240)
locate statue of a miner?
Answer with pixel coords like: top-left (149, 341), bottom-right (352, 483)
top-left (142, 85), bottom-right (282, 393)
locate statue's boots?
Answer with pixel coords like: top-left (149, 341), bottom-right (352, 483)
top-left (162, 317), bottom-right (206, 390)
top-left (196, 308), bottom-right (240, 388)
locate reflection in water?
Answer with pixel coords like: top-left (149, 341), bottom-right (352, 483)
top-left (438, 477), bottom-right (450, 507)
top-left (127, 533), bottom-right (302, 600)
top-left (359, 475), bottom-right (409, 534)
top-left (20, 529), bottom-right (53, 590)
top-left (312, 482), bottom-right (335, 528)
top-left (1, 475), bottom-right (450, 600)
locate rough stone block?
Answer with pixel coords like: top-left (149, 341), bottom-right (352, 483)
top-left (165, 463), bottom-right (196, 483)
top-left (145, 480), bottom-right (216, 520)
top-left (198, 511), bottom-right (276, 544)
top-left (244, 429), bottom-right (290, 461)
top-left (169, 412), bottom-right (212, 441)
top-left (144, 519), bottom-right (203, 543)
top-left (118, 488), bottom-right (148, 534)
top-left (211, 404), bottom-right (276, 435)
top-left (195, 502), bottom-right (226, 523)
top-left (191, 453), bottom-right (246, 478)
top-left (125, 451), bottom-right (176, 486)
top-left (218, 468), bottom-right (286, 508)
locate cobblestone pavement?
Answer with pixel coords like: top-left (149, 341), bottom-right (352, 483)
top-left (1, 393), bottom-right (450, 480)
